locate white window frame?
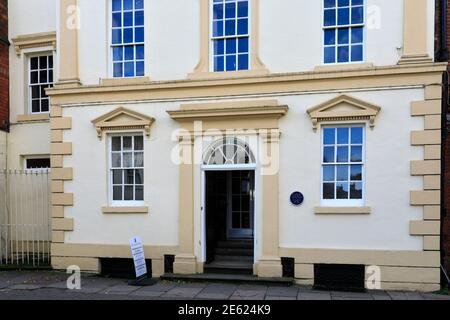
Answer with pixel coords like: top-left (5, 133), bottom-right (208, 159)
top-left (108, 132), bottom-right (145, 207)
top-left (322, 0), bottom-right (366, 65)
top-left (320, 124), bottom-right (366, 207)
top-left (27, 53), bottom-right (54, 114)
top-left (23, 155), bottom-right (51, 172)
top-left (108, 0), bottom-right (145, 78)
top-left (209, 0), bottom-right (252, 72)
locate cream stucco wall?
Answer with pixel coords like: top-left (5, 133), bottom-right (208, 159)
top-left (63, 102), bottom-right (181, 245)
top-left (61, 87), bottom-right (425, 252)
top-left (8, 0), bottom-right (56, 38)
top-left (77, 0), bottom-right (199, 84)
top-left (278, 89), bottom-right (424, 251)
top-left (0, 131), bottom-right (6, 169)
top-left (73, 0), bottom-right (435, 84)
top-left (260, 0), bottom-right (407, 72)
top-left (7, 123), bottom-right (51, 169)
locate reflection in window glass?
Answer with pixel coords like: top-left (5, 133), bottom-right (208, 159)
top-left (212, 0), bottom-right (249, 72)
top-left (323, 0), bottom-right (364, 64)
top-left (111, 0), bottom-right (145, 77)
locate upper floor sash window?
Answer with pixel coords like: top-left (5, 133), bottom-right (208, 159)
top-left (323, 0), bottom-right (364, 64)
top-left (212, 0), bottom-right (249, 72)
top-left (111, 0), bottom-right (145, 77)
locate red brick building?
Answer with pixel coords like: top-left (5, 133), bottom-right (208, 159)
top-left (436, 0), bottom-right (450, 284)
top-left (0, 0), bottom-right (8, 133)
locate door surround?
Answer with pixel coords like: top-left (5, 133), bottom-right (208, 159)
top-left (167, 99), bottom-right (288, 277)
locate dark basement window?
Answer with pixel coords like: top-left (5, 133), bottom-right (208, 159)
top-left (26, 158), bottom-right (50, 169)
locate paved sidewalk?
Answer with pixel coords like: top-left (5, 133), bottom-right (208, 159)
top-left (0, 271), bottom-right (449, 300)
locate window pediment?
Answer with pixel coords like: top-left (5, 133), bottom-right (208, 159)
top-left (91, 107), bottom-right (155, 139)
top-left (307, 95), bottom-right (381, 131)
top-left (12, 32), bottom-right (57, 56)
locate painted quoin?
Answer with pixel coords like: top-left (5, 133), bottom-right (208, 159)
top-left (6, 0), bottom-right (447, 291)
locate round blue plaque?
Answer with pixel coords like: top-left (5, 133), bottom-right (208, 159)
top-left (290, 192), bottom-right (304, 206)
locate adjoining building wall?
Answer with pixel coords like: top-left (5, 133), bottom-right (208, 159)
top-left (0, 0), bottom-right (8, 217)
top-left (0, 0), bottom-right (8, 133)
top-left (444, 119), bottom-right (450, 277)
top-left (7, 0), bottom-right (56, 169)
top-left (435, 0), bottom-right (450, 281)
top-left (0, 130), bottom-right (6, 169)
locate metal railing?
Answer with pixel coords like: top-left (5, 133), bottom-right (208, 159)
top-left (0, 169), bottom-right (51, 268)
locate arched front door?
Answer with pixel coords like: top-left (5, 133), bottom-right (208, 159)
top-left (202, 137), bottom-right (256, 266)
top-left (203, 137), bottom-right (256, 240)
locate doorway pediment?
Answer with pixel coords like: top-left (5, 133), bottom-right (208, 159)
top-left (167, 100), bottom-right (288, 131)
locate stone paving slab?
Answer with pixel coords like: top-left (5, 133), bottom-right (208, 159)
top-left (43, 281), bottom-right (69, 289)
top-left (131, 281), bottom-right (177, 292)
top-left (422, 293), bottom-right (450, 300)
top-left (8, 284), bottom-right (41, 290)
top-left (230, 285), bottom-right (268, 300)
top-left (196, 284), bottom-right (238, 300)
top-left (403, 292), bottom-right (425, 300)
top-left (2, 272), bottom-right (66, 287)
top-left (330, 291), bottom-right (373, 300)
top-left (162, 286), bottom-right (205, 299)
top-left (0, 271), bottom-right (448, 300)
top-left (73, 277), bottom-right (124, 294)
top-left (369, 291), bottom-right (392, 300)
top-left (297, 292), bottom-right (332, 300)
top-left (265, 296), bottom-right (297, 300)
top-left (266, 286), bottom-right (299, 298)
top-left (102, 284), bottom-right (141, 295)
top-left (130, 289), bottom-right (165, 298)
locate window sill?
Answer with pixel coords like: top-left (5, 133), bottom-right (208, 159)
top-left (102, 206), bottom-right (149, 214)
top-left (187, 68), bottom-right (269, 81)
top-left (17, 113), bottom-right (50, 123)
top-left (100, 77), bottom-right (151, 87)
top-left (314, 206), bottom-right (371, 215)
top-left (313, 63), bottom-right (374, 73)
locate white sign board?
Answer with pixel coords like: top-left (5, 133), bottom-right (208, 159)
top-left (130, 236), bottom-right (147, 279)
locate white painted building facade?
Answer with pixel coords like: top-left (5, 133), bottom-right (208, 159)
top-left (6, 0), bottom-right (446, 291)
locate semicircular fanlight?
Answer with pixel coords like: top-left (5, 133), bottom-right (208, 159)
top-left (203, 137), bottom-right (255, 166)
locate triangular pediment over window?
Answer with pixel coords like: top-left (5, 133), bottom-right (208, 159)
top-left (307, 95), bottom-right (381, 131)
top-left (91, 107), bottom-right (155, 139)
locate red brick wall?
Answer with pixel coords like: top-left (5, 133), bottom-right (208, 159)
top-left (445, 135), bottom-right (450, 277)
top-left (0, 0), bottom-right (8, 132)
top-left (437, 0), bottom-right (450, 280)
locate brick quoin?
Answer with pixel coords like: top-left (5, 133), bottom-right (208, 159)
top-left (436, 0), bottom-right (450, 281)
top-left (0, 0), bottom-right (8, 133)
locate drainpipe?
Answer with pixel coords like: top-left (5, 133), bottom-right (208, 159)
top-left (438, 0), bottom-right (449, 61)
top-left (439, 0), bottom-right (450, 288)
top-left (441, 71), bottom-right (449, 287)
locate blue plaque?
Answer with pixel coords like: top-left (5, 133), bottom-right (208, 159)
top-left (290, 192), bottom-right (304, 206)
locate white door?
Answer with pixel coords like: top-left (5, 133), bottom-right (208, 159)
top-left (227, 171), bottom-right (254, 239)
